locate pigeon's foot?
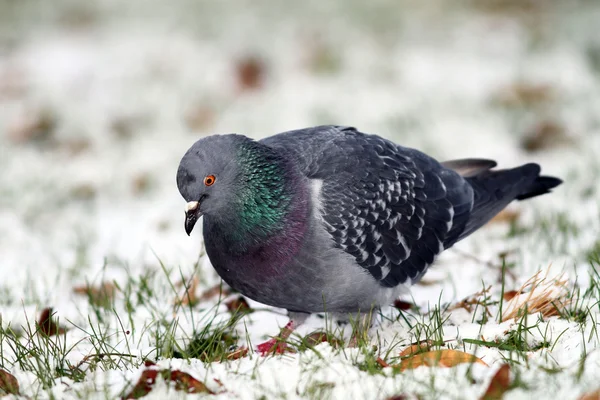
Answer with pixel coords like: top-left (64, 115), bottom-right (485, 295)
top-left (256, 320), bottom-right (296, 356)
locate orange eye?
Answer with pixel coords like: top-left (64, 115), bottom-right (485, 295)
top-left (204, 175), bottom-right (216, 186)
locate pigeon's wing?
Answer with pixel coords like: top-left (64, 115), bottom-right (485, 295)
top-left (262, 126), bottom-right (475, 287)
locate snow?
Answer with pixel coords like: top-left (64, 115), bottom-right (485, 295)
top-left (1, 0), bottom-right (600, 399)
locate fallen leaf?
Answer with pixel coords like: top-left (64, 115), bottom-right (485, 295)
top-left (0, 369), bottom-right (19, 396)
top-left (502, 290), bottom-right (520, 301)
top-left (122, 367), bottom-right (213, 399)
top-left (37, 308), bottom-right (66, 336)
top-left (199, 283), bottom-right (232, 302)
top-left (303, 331), bottom-right (343, 348)
top-left (73, 282), bottom-right (116, 308)
top-left (489, 209), bottom-right (521, 225)
top-left (70, 183), bottom-right (97, 201)
top-left (492, 82), bottom-right (554, 108)
top-left (123, 368), bottom-right (158, 399)
top-left (225, 347), bottom-right (248, 360)
top-left (168, 370), bottom-right (212, 393)
top-left (7, 108), bottom-right (56, 144)
top-left (376, 357), bottom-right (390, 368)
top-left (174, 276), bottom-right (201, 306)
top-left (521, 120), bottom-right (571, 153)
top-left (501, 270), bottom-right (571, 321)
top-left (236, 56), bottom-right (265, 91)
top-left (396, 349), bottom-right (488, 372)
top-left (393, 299), bottom-right (414, 310)
top-left (185, 104), bottom-right (215, 131)
top-left (399, 341), bottom-right (433, 357)
top-left (579, 389), bottom-right (600, 400)
top-left (480, 364), bottom-right (510, 400)
top-left (131, 173), bottom-right (153, 195)
top-left (225, 296), bottom-right (252, 313)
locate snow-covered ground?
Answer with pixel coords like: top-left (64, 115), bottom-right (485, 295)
top-left (1, 1), bottom-right (600, 399)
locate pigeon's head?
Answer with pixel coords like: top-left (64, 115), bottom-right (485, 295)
top-left (177, 134), bottom-right (293, 237)
top-left (177, 134), bottom-right (250, 235)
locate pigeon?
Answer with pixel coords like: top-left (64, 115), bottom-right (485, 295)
top-left (176, 125), bottom-right (562, 353)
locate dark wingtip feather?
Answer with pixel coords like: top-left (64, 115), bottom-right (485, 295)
top-left (516, 175), bottom-right (563, 200)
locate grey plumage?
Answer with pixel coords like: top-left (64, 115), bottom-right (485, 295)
top-left (177, 125), bottom-right (562, 317)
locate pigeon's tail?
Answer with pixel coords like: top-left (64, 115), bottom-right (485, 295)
top-left (457, 163), bottom-right (562, 241)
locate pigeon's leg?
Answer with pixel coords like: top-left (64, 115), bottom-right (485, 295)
top-left (347, 311), bottom-right (375, 348)
top-left (256, 311), bottom-right (309, 355)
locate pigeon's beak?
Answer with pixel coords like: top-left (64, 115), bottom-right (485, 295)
top-left (184, 200), bottom-right (202, 236)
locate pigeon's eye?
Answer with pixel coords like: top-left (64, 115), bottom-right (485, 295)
top-left (204, 175), bottom-right (216, 186)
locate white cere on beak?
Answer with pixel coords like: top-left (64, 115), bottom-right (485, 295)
top-left (186, 201), bottom-right (199, 213)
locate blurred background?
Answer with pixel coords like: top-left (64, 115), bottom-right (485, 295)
top-left (1, 0), bottom-right (599, 309)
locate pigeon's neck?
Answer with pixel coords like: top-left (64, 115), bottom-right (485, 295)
top-left (204, 142), bottom-right (309, 260)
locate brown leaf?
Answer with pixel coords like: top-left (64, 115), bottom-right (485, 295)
top-left (0, 369), bottom-right (19, 396)
top-left (480, 364), bottom-right (510, 400)
top-left (122, 368), bottom-right (213, 399)
top-left (131, 173), bottom-right (153, 195)
top-left (396, 349), bottom-right (487, 372)
top-left (185, 104), bottom-right (215, 131)
top-left (225, 296), bottom-right (252, 313)
top-left (199, 283), bottom-right (232, 302)
top-left (303, 331), bottom-right (343, 348)
top-left (492, 83), bottom-right (554, 108)
top-left (123, 368), bottom-right (158, 399)
top-left (236, 56), bottom-right (265, 91)
top-left (174, 276), bottom-right (201, 306)
top-left (225, 347), bottom-right (248, 360)
top-left (501, 271), bottom-right (571, 322)
top-left (37, 308), bottom-right (66, 336)
top-left (502, 290), bottom-right (520, 301)
top-left (579, 389), bottom-right (600, 400)
top-left (73, 282), bottom-right (116, 307)
top-left (393, 299), bottom-right (414, 311)
top-left (376, 357), bottom-right (390, 368)
top-left (521, 120), bottom-right (570, 153)
top-left (7, 108), bottom-right (56, 144)
top-left (489, 209), bottom-right (521, 225)
top-left (399, 341), bottom-right (433, 357)
top-left (168, 370), bottom-right (212, 394)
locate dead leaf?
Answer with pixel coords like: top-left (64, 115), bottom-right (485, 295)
top-left (399, 341), bottom-right (434, 357)
top-left (185, 104), bottom-right (215, 131)
top-left (376, 357), bottom-right (390, 368)
top-left (492, 82), bottom-right (554, 108)
top-left (174, 276), bottom-right (201, 306)
top-left (131, 173), bottom-right (153, 195)
top-left (303, 331), bottom-right (343, 348)
top-left (7, 108), bottom-right (56, 144)
top-left (502, 290), bottom-right (520, 301)
top-left (579, 389), bottom-right (600, 400)
top-left (393, 299), bottom-right (414, 311)
top-left (122, 367), bottom-right (213, 399)
top-left (480, 364), bottom-right (510, 400)
top-left (236, 56), bottom-right (265, 91)
top-left (489, 209), bottom-right (521, 225)
top-left (199, 283), bottom-right (232, 302)
top-left (521, 120), bottom-right (571, 153)
top-left (501, 270), bottom-right (571, 321)
top-left (73, 282), bottom-right (116, 307)
top-left (0, 369), bottom-right (19, 396)
top-left (225, 296), bottom-right (252, 313)
top-left (70, 183), bottom-right (97, 201)
top-left (168, 370), bottom-right (212, 393)
top-left (225, 347), bottom-right (248, 360)
top-left (395, 349), bottom-right (488, 372)
top-left (37, 308), bottom-right (66, 336)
